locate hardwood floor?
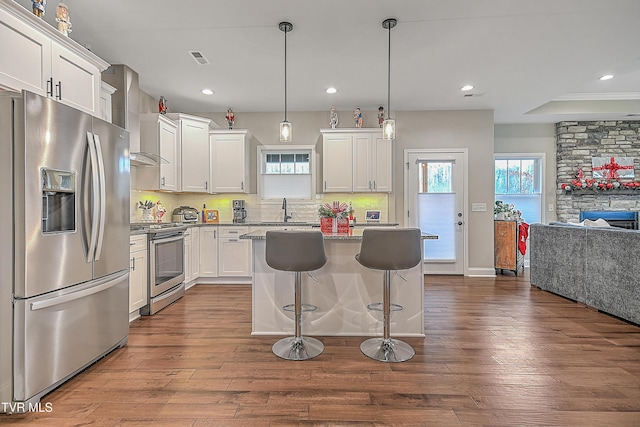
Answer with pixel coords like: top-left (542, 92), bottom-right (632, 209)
top-left (3, 272), bottom-right (640, 426)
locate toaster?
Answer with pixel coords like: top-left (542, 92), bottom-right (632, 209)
top-left (172, 206), bottom-right (199, 223)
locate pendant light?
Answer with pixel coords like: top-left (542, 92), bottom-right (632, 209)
top-left (382, 18), bottom-right (397, 140)
top-left (279, 21), bottom-right (293, 142)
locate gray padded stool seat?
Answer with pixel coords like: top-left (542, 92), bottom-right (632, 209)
top-left (266, 230), bottom-right (327, 360)
top-left (356, 228), bottom-right (422, 362)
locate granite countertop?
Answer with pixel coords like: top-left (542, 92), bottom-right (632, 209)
top-left (130, 221), bottom-right (400, 234)
top-left (240, 228), bottom-right (438, 241)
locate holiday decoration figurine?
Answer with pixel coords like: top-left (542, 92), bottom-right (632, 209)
top-left (155, 201), bottom-right (166, 223)
top-left (377, 106), bottom-right (384, 128)
top-left (32, 0), bottom-right (46, 17)
top-left (225, 108), bottom-right (235, 129)
top-left (354, 107), bottom-right (363, 128)
top-left (329, 106), bottom-right (338, 129)
top-left (56, 3), bottom-right (72, 36)
top-left (158, 96), bottom-right (167, 115)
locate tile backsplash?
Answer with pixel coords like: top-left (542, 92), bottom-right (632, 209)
top-left (131, 172), bottom-right (389, 224)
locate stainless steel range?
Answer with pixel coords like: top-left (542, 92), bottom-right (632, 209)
top-left (140, 225), bottom-right (187, 315)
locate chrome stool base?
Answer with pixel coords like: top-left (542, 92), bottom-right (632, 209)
top-left (360, 337), bottom-right (415, 363)
top-left (272, 336), bottom-right (324, 361)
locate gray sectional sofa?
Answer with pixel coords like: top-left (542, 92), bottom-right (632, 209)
top-left (529, 223), bottom-right (640, 325)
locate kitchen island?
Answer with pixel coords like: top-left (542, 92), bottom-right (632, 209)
top-left (242, 228), bottom-right (437, 337)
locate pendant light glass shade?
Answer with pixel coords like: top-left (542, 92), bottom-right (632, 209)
top-left (280, 121), bottom-right (292, 142)
top-left (279, 21), bottom-right (293, 142)
top-left (382, 18), bottom-right (397, 141)
top-left (382, 118), bottom-right (395, 140)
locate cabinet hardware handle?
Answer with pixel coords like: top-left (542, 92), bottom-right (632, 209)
top-left (130, 242), bottom-right (135, 246)
top-left (162, 176), bottom-right (165, 186)
top-left (205, 181), bottom-right (208, 190)
top-left (46, 78), bottom-right (54, 96)
top-left (241, 181), bottom-right (244, 191)
top-left (373, 181), bottom-right (377, 190)
top-left (55, 81), bottom-right (62, 100)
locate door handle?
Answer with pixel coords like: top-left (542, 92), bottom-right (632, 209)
top-left (86, 132), bottom-right (100, 263)
top-left (31, 271), bottom-right (128, 310)
top-left (93, 134), bottom-right (107, 261)
top-left (457, 221), bottom-right (463, 226)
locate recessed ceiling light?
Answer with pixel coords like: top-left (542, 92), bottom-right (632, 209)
top-left (326, 87), bottom-right (337, 94)
top-left (201, 89), bottom-right (214, 95)
top-left (599, 74), bottom-right (614, 81)
top-left (461, 85), bottom-right (474, 91)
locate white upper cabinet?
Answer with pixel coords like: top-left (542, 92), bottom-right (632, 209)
top-left (99, 81), bottom-right (116, 123)
top-left (321, 129), bottom-right (392, 193)
top-left (166, 113), bottom-right (211, 193)
top-left (353, 134), bottom-right (393, 192)
top-left (0, 2), bottom-right (108, 116)
top-left (137, 114), bottom-right (179, 191)
top-left (321, 132), bottom-right (353, 192)
top-left (210, 129), bottom-right (249, 193)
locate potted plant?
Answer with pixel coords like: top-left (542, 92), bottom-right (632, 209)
top-left (494, 200), bottom-right (514, 220)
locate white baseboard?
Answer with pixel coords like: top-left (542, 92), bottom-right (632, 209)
top-left (466, 267), bottom-right (497, 277)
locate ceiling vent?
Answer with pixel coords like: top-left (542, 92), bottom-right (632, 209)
top-left (463, 93), bottom-right (484, 98)
top-left (188, 51), bottom-right (210, 65)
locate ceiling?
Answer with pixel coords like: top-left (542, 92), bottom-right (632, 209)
top-left (17, 0), bottom-right (640, 123)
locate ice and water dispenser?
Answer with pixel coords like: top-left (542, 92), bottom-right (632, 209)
top-left (41, 168), bottom-right (76, 233)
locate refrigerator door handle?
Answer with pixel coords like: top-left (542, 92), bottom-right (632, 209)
top-left (93, 133), bottom-right (107, 261)
top-left (30, 271), bottom-right (129, 311)
top-left (86, 132), bottom-right (100, 263)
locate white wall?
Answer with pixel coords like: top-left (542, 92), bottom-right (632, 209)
top-left (394, 110), bottom-right (496, 275)
top-left (494, 123), bottom-right (557, 223)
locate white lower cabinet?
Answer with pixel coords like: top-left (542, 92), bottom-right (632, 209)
top-left (218, 226), bottom-right (252, 277)
top-left (184, 227), bottom-right (200, 287)
top-left (200, 226), bottom-right (219, 278)
top-left (129, 235), bottom-right (148, 319)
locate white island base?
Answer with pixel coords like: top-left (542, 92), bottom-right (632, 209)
top-left (249, 234), bottom-right (425, 337)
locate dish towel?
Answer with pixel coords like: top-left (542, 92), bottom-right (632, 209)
top-left (518, 222), bottom-right (529, 255)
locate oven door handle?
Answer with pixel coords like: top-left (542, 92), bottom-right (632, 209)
top-left (150, 234), bottom-right (185, 245)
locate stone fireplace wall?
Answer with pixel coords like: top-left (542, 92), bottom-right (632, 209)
top-left (556, 120), bottom-right (640, 223)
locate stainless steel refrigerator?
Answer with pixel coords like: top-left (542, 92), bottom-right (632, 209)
top-left (0, 91), bottom-right (130, 412)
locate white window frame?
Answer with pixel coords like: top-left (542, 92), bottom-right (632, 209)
top-left (257, 145), bottom-right (316, 201)
top-left (494, 153), bottom-right (546, 224)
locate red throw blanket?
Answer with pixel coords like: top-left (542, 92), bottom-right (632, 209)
top-left (519, 222), bottom-right (529, 254)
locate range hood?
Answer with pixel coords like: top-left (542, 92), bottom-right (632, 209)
top-left (102, 64), bottom-right (161, 166)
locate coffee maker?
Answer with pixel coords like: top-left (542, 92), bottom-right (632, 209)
top-left (233, 199), bottom-right (247, 223)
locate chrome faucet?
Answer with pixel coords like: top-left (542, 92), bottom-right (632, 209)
top-left (282, 198), bottom-right (292, 222)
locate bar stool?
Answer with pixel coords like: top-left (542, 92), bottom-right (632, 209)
top-left (356, 228), bottom-right (422, 362)
top-left (265, 230), bottom-right (327, 360)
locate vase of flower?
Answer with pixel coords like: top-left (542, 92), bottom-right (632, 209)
top-left (318, 201), bottom-right (352, 234)
top-left (141, 208), bottom-right (154, 222)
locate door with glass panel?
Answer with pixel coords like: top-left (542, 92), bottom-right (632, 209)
top-left (406, 151), bottom-right (466, 275)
